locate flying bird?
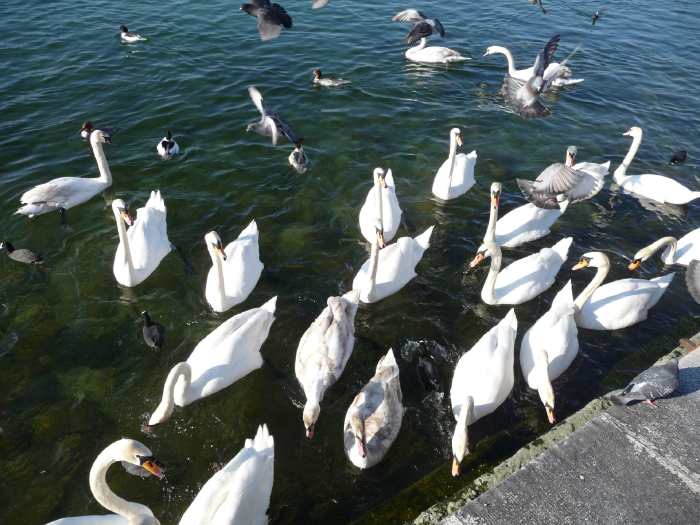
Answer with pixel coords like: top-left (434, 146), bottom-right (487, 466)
top-left (392, 9), bottom-right (445, 44)
top-left (240, 0), bottom-right (292, 41)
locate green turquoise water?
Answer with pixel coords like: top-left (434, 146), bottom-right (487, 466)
top-left (1, 1), bottom-right (699, 523)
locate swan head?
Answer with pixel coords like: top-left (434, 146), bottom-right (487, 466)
top-left (349, 412), bottom-right (367, 458)
top-left (489, 181), bottom-right (501, 209)
top-left (451, 397), bottom-right (473, 477)
top-left (572, 251), bottom-right (609, 271)
top-left (565, 146), bottom-right (577, 166)
top-left (469, 240), bottom-right (499, 269)
top-left (483, 45), bottom-right (504, 57)
top-left (80, 121), bottom-right (94, 140)
top-left (622, 126), bottom-right (643, 139)
top-left (204, 231), bottom-right (226, 261)
top-left (111, 199), bottom-right (134, 226)
top-left (628, 236), bottom-right (677, 271)
top-left (372, 167), bottom-right (387, 188)
top-left (450, 127), bottom-right (463, 147)
top-left (303, 401), bottom-right (321, 439)
top-left (113, 439), bottom-right (164, 479)
top-left (90, 129), bottom-right (112, 146)
top-left (538, 381), bottom-right (556, 424)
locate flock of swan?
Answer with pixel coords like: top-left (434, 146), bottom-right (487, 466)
top-left (1, 4), bottom-right (696, 525)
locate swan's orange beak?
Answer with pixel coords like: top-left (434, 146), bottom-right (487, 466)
top-left (628, 259), bottom-right (641, 271)
top-left (572, 259), bottom-right (589, 271)
top-left (546, 406), bottom-right (556, 424)
top-left (452, 457), bottom-right (462, 477)
top-left (141, 458), bottom-right (164, 479)
top-left (469, 252), bottom-right (485, 269)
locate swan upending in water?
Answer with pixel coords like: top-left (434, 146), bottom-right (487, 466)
top-left (295, 290), bottom-right (360, 438)
top-left (178, 425), bottom-right (274, 525)
top-left (393, 9), bottom-right (468, 64)
top-left (240, 0), bottom-right (292, 41)
top-left (17, 128), bottom-right (112, 223)
top-left (46, 439), bottom-right (163, 524)
top-left (204, 221), bottom-right (264, 313)
top-left (148, 297), bottom-right (276, 425)
top-left (614, 127), bottom-right (700, 205)
top-left (432, 127), bottom-right (477, 200)
top-left (112, 192), bottom-right (172, 288)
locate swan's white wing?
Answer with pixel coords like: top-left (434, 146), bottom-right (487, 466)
top-left (128, 191), bottom-right (171, 270)
top-left (47, 516), bottom-right (128, 525)
top-left (179, 425), bottom-right (274, 525)
top-left (568, 161), bottom-right (609, 202)
top-left (576, 275), bottom-right (674, 330)
top-left (221, 220), bottom-right (264, 301)
top-left (619, 174), bottom-right (700, 204)
top-left (432, 152), bottom-right (477, 200)
top-left (495, 203), bottom-right (564, 248)
top-left (666, 227), bottom-right (700, 265)
top-left (392, 9), bottom-right (427, 23)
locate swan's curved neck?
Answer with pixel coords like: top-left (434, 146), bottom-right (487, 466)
top-left (484, 198), bottom-right (499, 243)
top-left (89, 445), bottom-right (155, 521)
top-left (91, 140), bottom-right (112, 184)
top-left (491, 46), bottom-right (517, 76)
top-left (614, 134), bottom-right (642, 183)
top-left (209, 248), bottom-right (226, 304)
top-left (574, 262), bottom-right (609, 311)
top-left (447, 134), bottom-right (458, 187)
top-left (150, 362), bottom-right (192, 424)
top-left (375, 178), bottom-right (384, 233)
top-left (644, 236), bottom-right (678, 262)
top-left (409, 37), bottom-right (427, 52)
top-left (114, 212), bottom-right (134, 271)
top-left (366, 241), bottom-right (380, 302)
top-left (482, 245), bottom-right (502, 304)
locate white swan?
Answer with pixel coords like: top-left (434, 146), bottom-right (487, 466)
top-left (520, 280), bottom-right (578, 424)
top-left (148, 297), bottom-right (277, 425)
top-left (344, 348), bottom-right (403, 469)
top-left (405, 37), bottom-right (468, 64)
top-left (662, 229), bottom-right (700, 266)
top-left (156, 130), bottom-right (179, 159)
top-left (178, 425), bottom-right (274, 525)
top-left (628, 236), bottom-right (680, 271)
top-left (359, 168), bottom-right (402, 245)
top-left (16, 130), bottom-right (113, 219)
top-left (571, 252), bottom-right (674, 330)
top-left (204, 221), bottom-right (264, 313)
top-left (295, 291), bottom-right (360, 438)
top-left (495, 200), bottom-right (569, 248)
top-left (432, 128), bottom-right (477, 200)
top-left (352, 225), bottom-right (433, 304)
top-left (470, 183), bottom-right (572, 305)
top-left (450, 309), bottom-right (516, 476)
top-left (47, 439), bottom-right (163, 524)
top-left (484, 42), bottom-right (583, 88)
top-left (614, 127), bottom-right (700, 205)
top-left (112, 192), bottom-right (171, 288)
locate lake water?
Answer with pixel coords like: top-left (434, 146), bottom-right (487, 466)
top-left (1, 1), bottom-right (699, 523)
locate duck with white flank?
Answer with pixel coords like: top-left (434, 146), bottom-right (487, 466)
top-left (246, 85), bottom-right (308, 173)
top-left (156, 130), bottom-right (179, 159)
top-left (120, 25), bottom-right (147, 43)
top-left (240, 0), bottom-right (292, 41)
top-left (16, 127), bottom-right (112, 225)
top-left (312, 69), bottom-right (350, 87)
top-left (392, 9), bottom-right (467, 64)
top-left (0, 241), bottom-right (43, 265)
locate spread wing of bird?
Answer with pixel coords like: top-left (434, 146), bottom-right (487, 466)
top-left (533, 163), bottom-right (585, 194)
top-left (532, 34), bottom-right (560, 78)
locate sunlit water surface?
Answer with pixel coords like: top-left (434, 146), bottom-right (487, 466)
top-left (1, 1), bottom-right (700, 523)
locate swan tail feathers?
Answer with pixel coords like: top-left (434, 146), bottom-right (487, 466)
top-left (240, 219), bottom-right (259, 239)
top-left (146, 190), bottom-right (166, 212)
top-left (15, 203), bottom-right (45, 217)
top-left (550, 280), bottom-right (575, 316)
top-left (376, 348), bottom-right (400, 381)
top-left (466, 150), bottom-right (477, 161)
top-left (686, 261), bottom-right (700, 304)
top-left (551, 237), bottom-right (574, 260)
top-left (414, 225), bottom-right (434, 251)
top-left (260, 296), bottom-right (278, 314)
top-left (501, 308), bottom-right (518, 333)
top-left (252, 423), bottom-right (275, 452)
top-left (384, 169), bottom-right (395, 189)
